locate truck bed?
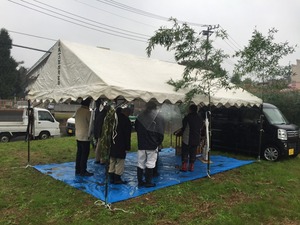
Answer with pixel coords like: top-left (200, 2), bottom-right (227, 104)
top-left (0, 109), bottom-right (27, 133)
top-left (0, 109), bottom-right (24, 122)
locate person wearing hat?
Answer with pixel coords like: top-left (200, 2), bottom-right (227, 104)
top-left (75, 97), bottom-right (94, 177)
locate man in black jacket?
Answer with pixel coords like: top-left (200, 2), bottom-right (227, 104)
top-left (180, 104), bottom-right (203, 172)
top-left (135, 101), bottom-right (164, 187)
top-left (108, 107), bottom-right (132, 184)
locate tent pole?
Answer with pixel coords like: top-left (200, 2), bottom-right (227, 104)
top-left (206, 78), bottom-right (212, 178)
top-left (257, 104), bottom-right (264, 161)
top-left (205, 110), bottom-right (211, 178)
top-left (104, 161), bottom-right (109, 205)
top-left (26, 100), bottom-right (33, 166)
top-left (27, 100), bottom-right (30, 165)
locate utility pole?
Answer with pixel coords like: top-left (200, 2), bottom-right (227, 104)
top-left (202, 24), bottom-right (219, 65)
top-left (201, 24), bottom-right (219, 177)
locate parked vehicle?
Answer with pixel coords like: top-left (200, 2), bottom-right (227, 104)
top-left (66, 114), bottom-right (75, 136)
top-left (47, 103), bottom-right (55, 110)
top-left (65, 113), bottom-right (137, 136)
top-left (207, 103), bottom-right (300, 161)
top-left (0, 107), bottom-right (61, 142)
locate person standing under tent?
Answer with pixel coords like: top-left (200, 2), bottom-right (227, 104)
top-left (108, 107), bottom-right (132, 184)
top-left (179, 104), bottom-right (203, 172)
top-left (92, 99), bottom-right (102, 149)
top-left (135, 101), bottom-right (164, 187)
top-left (94, 104), bottom-right (109, 164)
top-left (75, 97), bottom-right (94, 176)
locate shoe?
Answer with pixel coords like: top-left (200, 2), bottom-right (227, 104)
top-left (145, 182), bottom-right (156, 188)
top-left (80, 171), bottom-right (94, 177)
top-left (138, 181), bottom-right (146, 187)
top-left (137, 167), bottom-right (145, 187)
top-left (189, 163), bottom-right (194, 172)
top-left (109, 173), bottom-right (115, 184)
top-left (145, 168), bottom-right (156, 188)
top-left (180, 162), bottom-right (188, 172)
top-left (153, 164), bottom-right (159, 177)
top-left (114, 174), bottom-right (127, 185)
top-left (94, 161), bottom-right (100, 164)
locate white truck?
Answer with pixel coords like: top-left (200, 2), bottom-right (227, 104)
top-left (0, 107), bottom-right (61, 142)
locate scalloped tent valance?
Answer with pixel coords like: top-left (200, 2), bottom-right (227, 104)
top-left (26, 40), bottom-right (262, 107)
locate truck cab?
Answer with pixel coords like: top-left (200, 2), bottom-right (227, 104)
top-left (33, 108), bottom-right (61, 139)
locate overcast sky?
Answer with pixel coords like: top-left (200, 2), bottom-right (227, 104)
top-left (1, 0), bottom-right (300, 74)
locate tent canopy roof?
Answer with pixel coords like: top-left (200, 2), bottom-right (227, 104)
top-left (27, 40), bottom-right (262, 107)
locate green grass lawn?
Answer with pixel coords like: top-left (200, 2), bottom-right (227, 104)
top-left (1, 136), bottom-right (300, 225)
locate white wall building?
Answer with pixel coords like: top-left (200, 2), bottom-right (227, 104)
top-left (291, 59), bottom-right (300, 89)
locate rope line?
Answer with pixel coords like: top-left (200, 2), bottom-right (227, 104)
top-left (94, 200), bottom-right (135, 214)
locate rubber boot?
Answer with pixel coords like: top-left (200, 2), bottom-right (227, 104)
top-left (145, 168), bottom-right (156, 188)
top-left (153, 153), bottom-right (159, 177)
top-left (109, 172), bottom-right (115, 184)
top-left (137, 167), bottom-right (145, 187)
top-left (114, 174), bottom-right (127, 184)
top-left (153, 161), bottom-right (159, 177)
top-left (189, 163), bottom-right (194, 172)
top-left (180, 162), bottom-right (188, 172)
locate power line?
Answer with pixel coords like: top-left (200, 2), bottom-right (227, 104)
top-left (95, 0), bottom-right (207, 27)
top-left (8, 0), bottom-right (245, 68)
top-left (8, 30), bottom-right (57, 42)
top-left (12, 44), bottom-right (50, 53)
top-left (96, 0), bottom-right (168, 20)
top-left (75, 0), bottom-right (158, 29)
top-left (8, 0), bottom-right (214, 45)
top-left (9, 0), bottom-right (148, 42)
top-left (220, 25), bottom-right (243, 50)
top-left (20, 0), bottom-right (149, 40)
top-left (33, 0), bottom-right (150, 38)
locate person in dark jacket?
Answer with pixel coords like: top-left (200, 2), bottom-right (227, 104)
top-left (180, 104), bottom-right (203, 172)
top-left (93, 99), bottom-right (102, 148)
top-left (94, 104), bottom-right (109, 164)
top-left (108, 107), bottom-right (132, 184)
top-left (135, 101), bottom-right (164, 187)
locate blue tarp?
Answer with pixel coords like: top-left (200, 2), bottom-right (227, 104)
top-left (34, 148), bottom-right (254, 203)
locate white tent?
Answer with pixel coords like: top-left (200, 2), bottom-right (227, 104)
top-left (26, 40), bottom-right (262, 106)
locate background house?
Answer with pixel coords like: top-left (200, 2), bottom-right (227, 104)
top-left (291, 59), bottom-right (300, 89)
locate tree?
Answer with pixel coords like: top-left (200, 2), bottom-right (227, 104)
top-left (0, 28), bottom-right (19, 99)
top-left (233, 28), bottom-right (296, 92)
top-left (16, 65), bottom-right (28, 98)
top-left (146, 18), bottom-right (230, 103)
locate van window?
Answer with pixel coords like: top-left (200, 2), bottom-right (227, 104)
top-left (263, 108), bottom-right (288, 125)
top-left (38, 111), bottom-right (54, 122)
top-left (241, 108), bottom-right (260, 123)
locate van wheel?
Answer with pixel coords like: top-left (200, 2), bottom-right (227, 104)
top-left (0, 134), bottom-right (11, 143)
top-left (39, 131), bottom-right (50, 140)
top-left (263, 146), bottom-right (280, 161)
